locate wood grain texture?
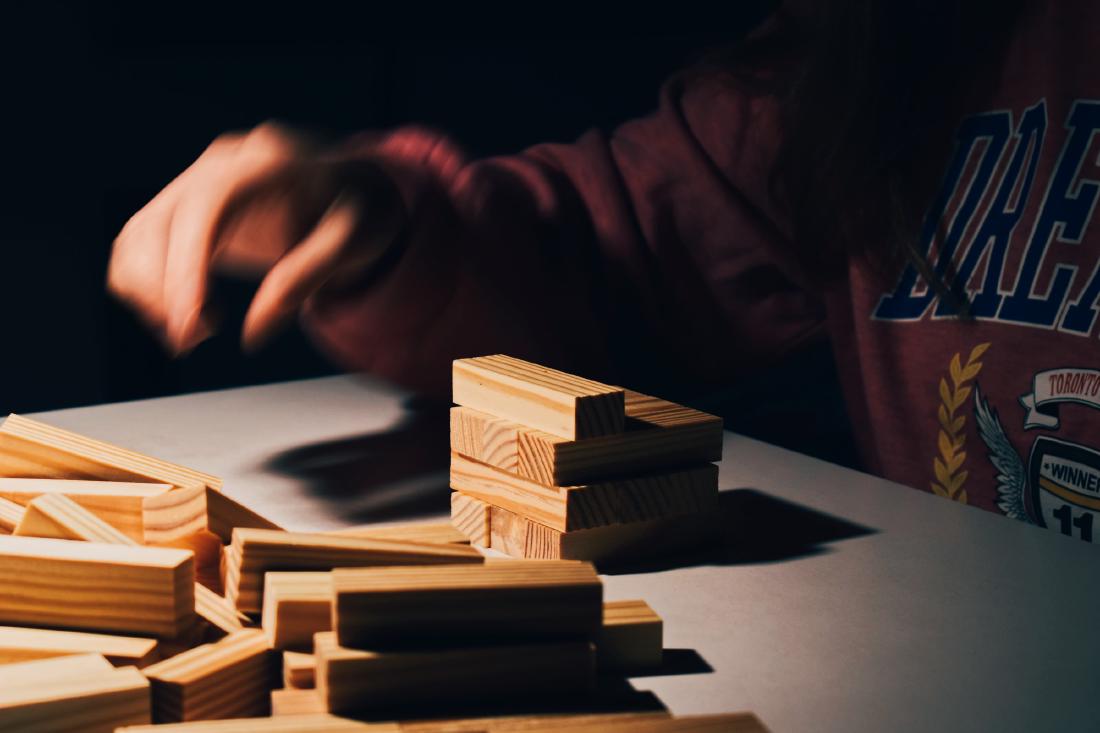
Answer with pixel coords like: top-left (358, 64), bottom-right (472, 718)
top-left (333, 561), bottom-right (602, 647)
top-left (324, 522), bottom-right (469, 545)
top-left (0, 478), bottom-right (175, 543)
top-left (272, 687), bottom-right (325, 715)
top-left (398, 712), bottom-right (671, 733)
top-left (262, 572), bottom-right (333, 651)
top-left (0, 625), bottom-right (159, 667)
top-left (452, 355), bottom-right (625, 440)
top-left (0, 653), bottom-right (151, 731)
top-left (143, 629), bottom-right (273, 723)
top-left (315, 631), bottom-right (595, 713)
top-left (0, 414), bottom-right (221, 490)
top-left (0, 496), bottom-right (24, 533)
top-left (226, 529), bottom-right (483, 614)
top-left (450, 454), bottom-right (719, 532)
top-left (488, 500), bottom-right (719, 564)
top-left (494, 714), bottom-right (770, 733)
top-left (194, 584), bottom-right (245, 636)
top-left (598, 600), bottom-right (663, 671)
top-left (0, 535), bottom-right (195, 637)
top-left (283, 650), bottom-right (316, 689)
top-left (451, 391), bottom-right (722, 486)
top-left (15, 492), bottom-right (137, 544)
top-left (449, 491), bottom-right (491, 547)
top-left (205, 488), bottom-right (282, 543)
top-left (117, 715), bottom-right (401, 731)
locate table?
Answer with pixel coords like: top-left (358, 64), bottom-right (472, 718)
top-left (31, 375), bottom-right (1100, 732)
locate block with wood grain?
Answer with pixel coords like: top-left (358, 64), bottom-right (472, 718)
top-left (0, 653), bottom-right (152, 732)
top-left (597, 600), bottom-right (663, 671)
top-left (449, 491), bottom-right (491, 547)
top-left (451, 391), bottom-right (722, 486)
top-left (262, 571), bottom-right (333, 650)
top-left (314, 631), bottom-right (595, 713)
top-left (452, 355), bottom-right (625, 440)
top-left (271, 687), bottom-right (324, 715)
top-left (142, 629), bottom-right (274, 723)
top-left (225, 528), bottom-right (484, 614)
top-left (0, 534), bottom-right (195, 638)
top-left (0, 495), bottom-right (24, 533)
top-left (324, 521), bottom-right (470, 545)
top-left (450, 453), bottom-right (718, 533)
top-left (0, 625), bottom-right (159, 667)
top-left (332, 560), bottom-right (602, 647)
top-left (282, 650), bottom-right (316, 689)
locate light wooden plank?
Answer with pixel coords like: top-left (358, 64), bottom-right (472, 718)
top-left (0, 535), bottom-right (195, 638)
top-left (0, 654), bottom-right (151, 732)
top-left (399, 712), bottom-right (671, 733)
top-left (493, 714), bottom-right (770, 733)
top-left (283, 650), bottom-right (316, 689)
top-left (0, 625), bottom-right (158, 667)
top-left (0, 496), bottom-right (24, 533)
top-left (272, 687), bottom-right (323, 715)
top-left (315, 631), bottom-right (595, 713)
top-left (0, 478), bottom-right (174, 543)
top-left (452, 355), bottom-right (624, 440)
top-left (143, 629), bottom-right (273, 723)
top-left (226, 529), bottom-right (482, 614)
top-left (598, 600), bottom-right (663, 671)
top-left (262, 572), bottom-right (332, 651)
top-left (0, 414), bottom-right (221, 490)
top-left (194, 584), bottom-right (245, 636)
top-left (16, 492), bottom-right (137, 544)
top-left (332, 560), bottom-right (602, 647)
top-left (117, 715), bottom-right (401, 731)
top-left (487, 499), bottom-right (719, 564)
top-left (451, 391), bottom-right (723, 486)
top-left (325, 522), bottom-right (470, 545)
top-left (449, 454), bottom-right (719, 532)
top-left (450, 492), bottom-right (490, 547)
top-left (205, 488), bottom-right (282, 543)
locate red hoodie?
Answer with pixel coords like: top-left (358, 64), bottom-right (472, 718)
top-left (305, 4), bottom-right (1100, 542)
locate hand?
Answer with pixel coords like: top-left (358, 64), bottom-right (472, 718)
top-left (108, 123), bottom-right (405, 354)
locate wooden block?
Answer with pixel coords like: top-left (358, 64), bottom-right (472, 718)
top-left (205, 488), bottom-right (282, 543)
top-left (117, 715), bottom-right (401, 731)
top-left (399, 712), bottom-right (671, 733)
top-left (0, 535), bottom-right (195, 637)
top-left (0, 496), bottom-right (24, 533)
top-left (272, 687), bottom-right (324, 715)
top-left (226, 529), bottom-right (483, 614)
top-left (452, 355), bottom-right (625, 440)
top-left (488, 501), bottom-right (720, 564)
top-left (0, 414), bottom-right (221, 490)
top-left (0, 478), bottom-right (189, 543)
top-left (325, 521), bottom-right (470, 545)
top-left (16, 492), bottom-right (138, 544)
top-left (598, 600), bottom-right (663, 671)
top-left (450, 491), bottom-right (491, 546)
top-left (0, 625), bottom-right (159, 667)
top-left (450, 454), bottom-right (718, 532)
top-left (283, 650), bottom-right (316, 689)
top-left (332, 560), bottom-right (602, 647)
top-left (262, 572), bottom-right (333, 651)
top-left (494, 714), bottom-right (770, 733)
top-left (451, 391), bottom-right (723, 485)
top-left (143, 629), bottom-right (273, 723)
top-left (0, 653), bottom-right (151, 732)
top-left (315, 631), bottom-right (595, 713)
top-left (194, 584), bottom-right (246, 636)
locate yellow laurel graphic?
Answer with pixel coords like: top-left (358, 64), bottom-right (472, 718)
top-left (930, 342), bottom-right (991, 504)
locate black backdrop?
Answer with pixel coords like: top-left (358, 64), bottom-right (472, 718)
top-left (0, 4), bottom-right (857, 467)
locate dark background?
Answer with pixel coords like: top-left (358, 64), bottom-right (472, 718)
top-left (0, 4), bottom-right (856, 466)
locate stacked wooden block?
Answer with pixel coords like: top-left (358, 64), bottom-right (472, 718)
top-left (449, 355), bottom-right (724, 562)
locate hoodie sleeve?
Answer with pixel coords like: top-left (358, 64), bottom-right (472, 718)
top-left (302, 66), bottom-right (825, 398)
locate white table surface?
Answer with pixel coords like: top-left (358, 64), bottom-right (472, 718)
top-left (30, 374), bottom-right (1100, 733)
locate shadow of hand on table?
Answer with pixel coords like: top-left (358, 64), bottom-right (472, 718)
top-left (602, 488), bottom-right (877, 575)
top-left (262, 400), bottom-right (451, 524)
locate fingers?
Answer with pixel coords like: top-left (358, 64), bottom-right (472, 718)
top-left (162, 123), bottom-right (301, 353)
top-left (241, 193), bottom-right (366, 352)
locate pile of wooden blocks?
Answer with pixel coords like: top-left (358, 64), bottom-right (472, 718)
top-left (449, 355), bottom-right (725, 563)
top-left (0, 407), bottom-right (764, 732)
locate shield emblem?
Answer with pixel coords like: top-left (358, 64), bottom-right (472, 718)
top-left (1026, 436), bottom-right (1100, 541)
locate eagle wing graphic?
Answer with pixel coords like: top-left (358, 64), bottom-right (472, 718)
top-left (973, 385), bottom-right (1029, 522)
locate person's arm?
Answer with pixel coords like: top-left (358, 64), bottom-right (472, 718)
top-left (304, 68), bottom-right (825, 397)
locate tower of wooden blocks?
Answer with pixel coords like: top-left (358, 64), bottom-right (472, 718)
top-left (449, 355), bottom-right (724, 563)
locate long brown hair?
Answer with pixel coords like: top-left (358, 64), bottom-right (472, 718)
top-left (759, 1), bottom-right (1028, 293)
